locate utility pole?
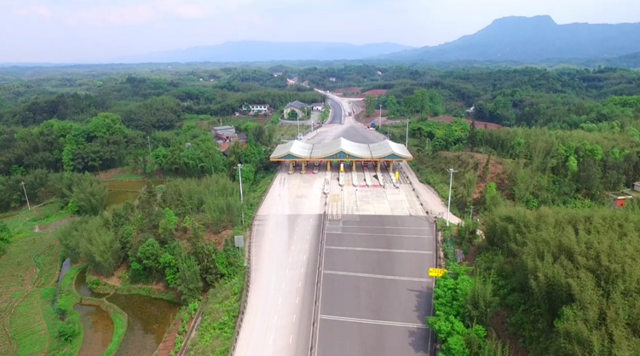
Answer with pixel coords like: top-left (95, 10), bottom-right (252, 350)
top-left (405, 119), bottom-right (409, 148)
top-left (238, 164), bottom-right (245, 227)
top-left (21, 182), bottom-right (31, 211)
top-left (446, 168), bottom-right (457, 227)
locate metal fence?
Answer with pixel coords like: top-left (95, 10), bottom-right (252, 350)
top-left (228, 171), bottom-right (280, 356)
top-left (309, 197), bottom-right (329, 356)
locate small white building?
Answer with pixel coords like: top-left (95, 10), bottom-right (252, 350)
top-left (243, 104), bottom-right (270, 115)
top-left (634, 182), bottom-right (640, 192)
top-left (311, 103), bottom-right (325, 111)
top-left (329, 77), bottom-right (336, 82)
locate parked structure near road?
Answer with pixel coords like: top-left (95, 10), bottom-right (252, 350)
top-left (284, 100), bottom-right (309, 118)
top-left (270, 137), bottom-right (412, 173)
top-left (212, 126), bottom-right (247, 153)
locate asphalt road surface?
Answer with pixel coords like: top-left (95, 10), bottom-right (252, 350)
top-left (327, 97), bottom-right (343, 125)
top-left (234, 168), bottom-right (325, 356)
top-left (314, 215), bottom-right (435, 356)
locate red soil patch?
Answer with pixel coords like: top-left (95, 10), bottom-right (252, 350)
top-left (333, 87), bottom-right (362, 95)
top-left (357, 89), bottom-right (388, 98)
top-left (430, 116), bottom-right (504, 130)
top-left (156, 313), bottom-right (198, 356)
top-left (440, 152), bottom-right (508, 199)
top-left (205, 229), bottom-right (234, 249)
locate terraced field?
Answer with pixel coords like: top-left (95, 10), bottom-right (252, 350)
top-left (0, 232), bottom-right (61, 356)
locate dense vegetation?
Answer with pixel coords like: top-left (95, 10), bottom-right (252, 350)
top-left (2, 62), bottom-right (640, 355)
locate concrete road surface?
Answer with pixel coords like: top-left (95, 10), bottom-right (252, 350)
top-left (315, 215), bottom-right (435, 356)
top-left (234, 167), bottom-right (325, 356)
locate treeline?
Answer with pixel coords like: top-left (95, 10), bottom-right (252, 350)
top-left (403, 109), bottom-right (640, 216)
top-left (58, 176), bottom-right (249, 302)
top-left (478, 206), bottom-right (640, 355)
top-left (0, 74), bottom-right (321, 127)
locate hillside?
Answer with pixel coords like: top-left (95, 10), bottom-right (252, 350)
top-left (385, 15), bottom-right (640, 63)
top-left (119, 41), bottom-right (413, 63)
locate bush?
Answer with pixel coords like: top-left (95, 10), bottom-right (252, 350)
top-left (56, 320), bottom-right (80, 343)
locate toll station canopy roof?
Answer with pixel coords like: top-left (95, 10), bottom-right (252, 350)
top-left (270, 137), bottom-right (413, 161)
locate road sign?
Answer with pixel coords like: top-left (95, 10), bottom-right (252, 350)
top-left (429, 268), bottom-right (448, 278)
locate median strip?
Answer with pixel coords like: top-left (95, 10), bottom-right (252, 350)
top-left (319, 314), bottom-right (427, 329)
top-left (325, 246), bottom-right (433, 254)
top-left (323, 270), bottom-right (430, 282)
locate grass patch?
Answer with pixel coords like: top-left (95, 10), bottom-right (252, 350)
top-left (187, 271), bottom-right (246, 356)
top-left (273, 125), bottom-right (305, 141)
top-left (53, 265), bottom-right (84, 355)
top-left (108, 173), bottom-right (144, 182)
top-left (86, 273), bottom-right (179, 303)
top-left (3, 204), bottom-right (72, 241)
top-left (0, 232), bottom-right (62, 355)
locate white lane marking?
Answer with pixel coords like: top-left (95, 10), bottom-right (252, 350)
top-left (325, 246), bottom-right (433, 254)
top-left (326, 231), bottom-right (433, 238)
top-left (275, 315), bottom-right (278, 322)
top-left (304, 255), bottom-right (307, 260)
top-left (282, 282), bottom-right (285, 288)
top-left (340, 224), bottom-right (431, 230)
top-left (270, 334), bottom-right (273, 344)
top-left (320, 315), bottom-right (428, 329)
top-left (294, 314), bottom-right (297, 322)
top-left (290, 335), bottom-right (293, 343)
top-left (286, 268), bottom-right (289, 274)
top-left (279, 297), bottom-right (282, 304)
top-left (310, 218), bottom-right (312, 222)
top-left (323, 270), bottom-right (430, 282)
top-left (299, 281), bottom-right (301, 287)
top-left (309, 225), bottom-right (311, 230)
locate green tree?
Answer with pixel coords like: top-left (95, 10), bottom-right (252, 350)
top-left (364, 95), bottom-right (377, 117)
top-left (386, 95), bottom-right (399, 118)
top-left (0, 222), bottom-right (11, 253)
top-left (176, 255), bottom-right (203, 303)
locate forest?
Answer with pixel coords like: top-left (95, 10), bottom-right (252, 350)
top-left (1, 63), bottom-right (640, 355)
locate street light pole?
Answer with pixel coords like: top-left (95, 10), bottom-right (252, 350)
top-left (238, 164), bottom-right (245, 226)
top-left (297, 112), bottom-right (300, 138)
top-left (446, 168), bottom-right (457, 227)
top-left (21, 182), bottom-right (31, 211)
top-left (405, 119), bottom-right (409, 148)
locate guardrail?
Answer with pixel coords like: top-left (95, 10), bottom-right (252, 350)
top-left (309, 197), bottom-right (329, 356)
top-left (227, 171), bottom-right (280, 356)
top-left (176, 305), bottom-right (204, 356)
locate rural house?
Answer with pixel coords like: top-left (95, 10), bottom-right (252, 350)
top-left (243, 104), bottom-right (271, 115)
top-left (284, 100), bottom-right (309, 118)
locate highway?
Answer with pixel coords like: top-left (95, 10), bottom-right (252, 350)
top-left (234, 167), bottom-right (324, 356)
top-left (235, 90), bottom-right (455, 356)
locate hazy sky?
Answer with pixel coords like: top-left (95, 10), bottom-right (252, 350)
top-left (1, 0), bottom-right (640, 63)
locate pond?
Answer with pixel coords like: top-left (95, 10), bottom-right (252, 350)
top-left (75, 304), bottom-right (114, 356)
top-left (74, 269), bottom-right (179, 356)
top-left (107, 293), bottom-right (179, 356)
top-left (105, 180), bottom-right (163, 207)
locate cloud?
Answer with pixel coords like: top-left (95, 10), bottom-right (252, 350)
top-left (15, 6), bottom-right (52, 18)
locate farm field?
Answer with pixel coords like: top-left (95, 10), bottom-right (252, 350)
top-left (0, 230), bottom-right (62, 355)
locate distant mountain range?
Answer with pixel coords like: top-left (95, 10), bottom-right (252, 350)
top-left (383, 15), bottom-right (640, 63)
top-left (117, 41), bottom-right (414, 63)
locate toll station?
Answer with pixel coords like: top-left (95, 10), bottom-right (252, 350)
top-left (269, 137), bottom-right (413, 174)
